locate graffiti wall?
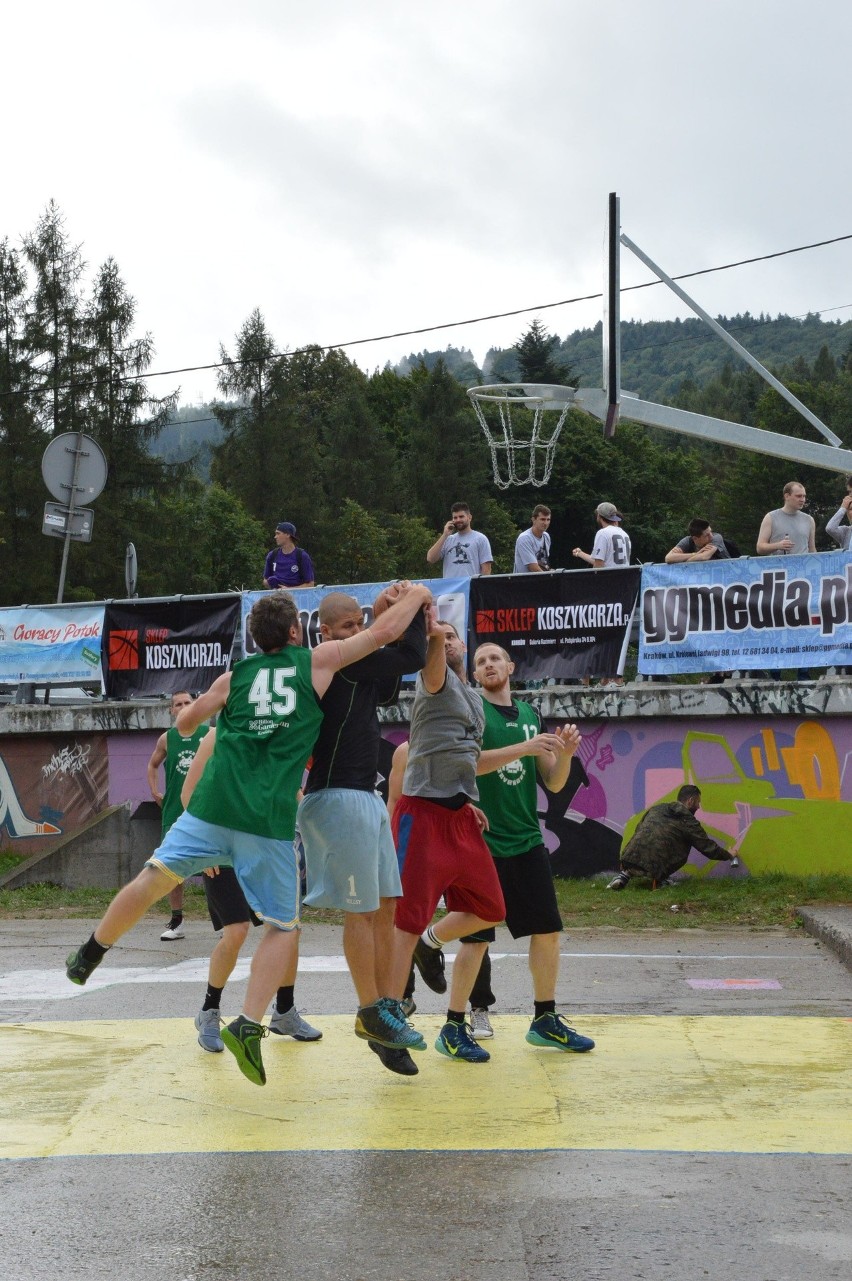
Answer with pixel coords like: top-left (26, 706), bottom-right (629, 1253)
top-left (2, 719), bottom-right (851, 878)
top-left (0, 733), bottom-right (159, 857)
top-left (379, 717), bottom-right (852, 879)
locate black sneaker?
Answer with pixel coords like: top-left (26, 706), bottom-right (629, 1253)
top-left (368, 1040), bottom-right (419, 1076)
top-left (413, 937), bottom-right (447, 994)
top-left (66, 944), bottom-right (103, 986)
top-left (221, 1015), bottom-right (268, 1086)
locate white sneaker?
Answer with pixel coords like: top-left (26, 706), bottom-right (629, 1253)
top-left (470, 1007), bottom-right (493, 1040)
top-left (160, 922), bottom-right (185, 940)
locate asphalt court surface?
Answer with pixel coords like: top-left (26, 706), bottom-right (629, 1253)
top-left (1, 920), bottom-right (850, 1280)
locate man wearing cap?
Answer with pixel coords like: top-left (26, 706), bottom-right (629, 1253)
top-left (572, 502), bottom-right (632, 570)
top-left (572, 503), bottom-right (632, 688)
top-left (263, 522), bottom-right (316, 589)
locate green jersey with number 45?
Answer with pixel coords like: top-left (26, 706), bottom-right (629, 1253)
top-left (188, 647), bottom-right (322, 840)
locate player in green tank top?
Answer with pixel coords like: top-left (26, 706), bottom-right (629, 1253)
top-left (66, 583), bottom-right (434, 1087)
top-left (147, 691), bottom-right (210, 940)
top-left (470, 641), bottom-right (595, 1054)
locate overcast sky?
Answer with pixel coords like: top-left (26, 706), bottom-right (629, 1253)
top-left (5, 0), bottom-right (851, 408)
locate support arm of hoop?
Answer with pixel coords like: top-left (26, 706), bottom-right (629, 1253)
top-left (573, 387), bottom-right (852, 474)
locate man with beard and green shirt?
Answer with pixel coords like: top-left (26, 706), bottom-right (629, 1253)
top-left (65, 584), bottom-right (432, 1087)
top-left (469, 641), bottom-right (595, 1053)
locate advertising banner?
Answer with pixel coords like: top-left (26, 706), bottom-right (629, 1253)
top-left (469, 569), bottom-right (640, 681)
top-left (0, 604), bottom-right (104, 686)
top-left (240, 579), bottom-right (470, 662)
top-left (639, 553), bottom-right (852, 674)
top-left (102, 598), bottom-right (240, 698)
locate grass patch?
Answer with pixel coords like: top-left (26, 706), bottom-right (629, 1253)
top-left (0, 872), bottom-right (848, 930)
top-left (553, 873), bottom-right (852, 930)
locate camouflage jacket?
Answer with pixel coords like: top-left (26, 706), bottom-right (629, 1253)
top-left (620, 801), bottom-right (730, 881)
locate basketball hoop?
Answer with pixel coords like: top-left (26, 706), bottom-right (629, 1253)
top-left (467, 383), bottom-right (576, 488)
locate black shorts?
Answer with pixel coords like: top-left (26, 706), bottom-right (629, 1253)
top-left (493, 844), bottom-right (563, 939)
top-left (203, 866), bottom-right (262, 932)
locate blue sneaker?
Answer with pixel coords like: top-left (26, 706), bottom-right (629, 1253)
top-left (526, 1012), bottom-right (595, 1052)
top-left (354, 998), bottom-right (426, 1051)
top-left (435, 1019), bottom-right (490, 1063)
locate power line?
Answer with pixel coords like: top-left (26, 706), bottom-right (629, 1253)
top-left (4, 231), bottom-right (852, 403)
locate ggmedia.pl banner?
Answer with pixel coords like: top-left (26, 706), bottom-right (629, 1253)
top-left (639, 553), bottom-right (852, 674)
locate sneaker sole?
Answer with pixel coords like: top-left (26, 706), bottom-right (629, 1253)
top-left (525, 1031), bottom-right (595, 1052)
top-left (197, 1036), bottom-right (224, 1053)
top-left (434, 1036), bottom-right (490, 1064)
top-left (367, 1040), bottom-right (419, 1076)
top-left (221, 1025), bottom-right (266, 1085)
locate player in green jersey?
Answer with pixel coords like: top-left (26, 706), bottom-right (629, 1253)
top-left (470, 642), bottom-right (594, 1052)
top-left (146, 690), bottom-right (210, 940)
top-left (66, 583), bottom-right (432, 1086)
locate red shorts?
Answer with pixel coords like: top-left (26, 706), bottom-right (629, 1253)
top-left (392, 795), bottom-right (506, 935)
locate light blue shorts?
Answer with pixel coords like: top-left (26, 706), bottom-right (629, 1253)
top-left (298, 789), bottom-right (402, 913)
top-left (146, 811), bottom-right (300, 931)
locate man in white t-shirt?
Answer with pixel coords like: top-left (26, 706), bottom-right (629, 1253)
top-left (572, 502), bottom-right (632, 569)
top-left (513, 505), bottom-right (552, 573)
top-left (426, 502), bottom-right (493, 577)
top-left (572, 502), bottom-right (632, 687)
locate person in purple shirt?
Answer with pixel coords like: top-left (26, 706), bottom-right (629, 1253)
top-left (263, 522), bottom-right (316, 589)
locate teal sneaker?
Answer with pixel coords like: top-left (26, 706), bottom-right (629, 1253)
top-left (221, 1015), bottom-right (268, 1085)
top-left (435, 1019), bottom-right (490, 1063)
top-left (354, 998), bottom-right (426, 1051)
top-left (526, 1012), bottom-right (595, 1052)
top-left (66, 944), bottom-right (102, 986)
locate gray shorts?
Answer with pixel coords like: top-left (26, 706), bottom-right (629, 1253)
top-left (298, 788), bottom-right (402, 913)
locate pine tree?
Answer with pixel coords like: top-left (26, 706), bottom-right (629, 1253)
top-left (514, 319), bottom-right (576, 385)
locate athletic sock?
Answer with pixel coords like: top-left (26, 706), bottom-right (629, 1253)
top-left (168, 913), bottom-right (183, 928)
top-left (275, 985), bottom-right (295, 1014)
top-left (447, 1008), bottom-right (465, 1024)
top-left (82, 934), bottom-right (110, 963)
top-left (203, 984), bottom-right (224, 1012)
top-left (422, 925), bottom-right (442, 949)
top-left (534, 1000), bottom-right (556, 1020)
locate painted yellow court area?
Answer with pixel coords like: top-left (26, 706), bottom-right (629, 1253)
top-left (2, 1015), bottom-right (849, 1160)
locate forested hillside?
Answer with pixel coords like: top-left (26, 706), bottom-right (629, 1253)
top-left (2, 204), bottom-right (851, 607)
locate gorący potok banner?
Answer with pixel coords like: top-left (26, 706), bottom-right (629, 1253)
top-left (0, 604), bottom-right (104, 685)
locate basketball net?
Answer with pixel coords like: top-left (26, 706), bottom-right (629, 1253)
top-left (467, 384), bottom-right (575, 488)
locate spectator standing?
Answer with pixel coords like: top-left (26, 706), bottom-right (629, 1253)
top-left (572, 502), bottom-right (632, 687)
top-left (146, 691), bottom-right (210, 940)
top-left (263, 522), bottom-right (315, 589)
top-left (825, 477), bottom-right (852, 552)
top-left (756, 482), bottom-right (815, 556)
top-left (513, 504), bottom-right (552, 573)
top-left (664, 519), bottom-right (731, 564)
top-left (757, 482), bottom-right (816, 679)
top-left (572, 502), bottom-right (632, 569)
top-left (426, 502), bottom-right (493, 577)
top-left (607, 785), bottom-right (734, 889)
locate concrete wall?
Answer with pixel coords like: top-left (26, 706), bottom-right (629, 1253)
top-left (1, 683), bottom-right (850, 886)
